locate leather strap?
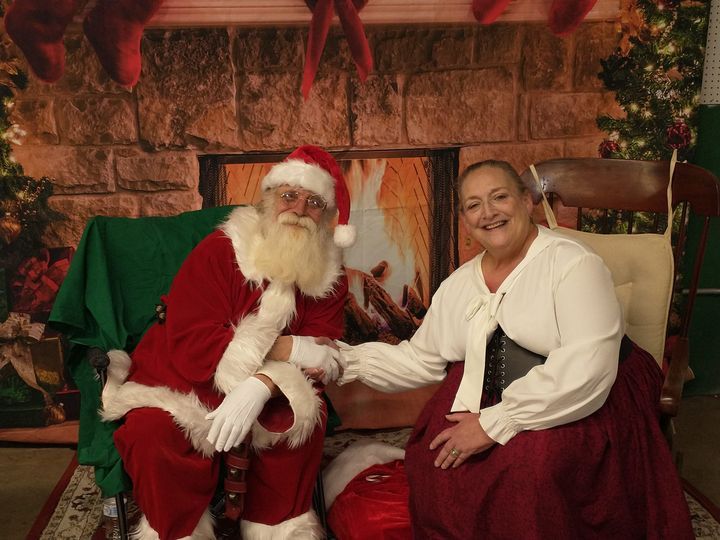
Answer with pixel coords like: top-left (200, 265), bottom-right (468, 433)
top-left (224, 442), bottom-right (251, 521)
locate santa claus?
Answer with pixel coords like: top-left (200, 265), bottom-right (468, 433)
top-left (100, 145), bottom-right (354, 539)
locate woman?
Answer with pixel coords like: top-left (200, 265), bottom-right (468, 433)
top-left (335, 160), bottom-right (693, 538)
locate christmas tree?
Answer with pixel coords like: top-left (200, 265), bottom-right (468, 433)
top-left (1, 3), bottom-right (63, 321)
top-left (597, 0), bottom-right (710, 162)
top-left (595, 0), bottom-right (711, 337)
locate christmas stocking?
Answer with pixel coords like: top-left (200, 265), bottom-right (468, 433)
top-left (3, 0), bottom-right (83, 82)
top-left (472, 0), bottom-right (513, 25)
top-left (547, 0), bottom-right (599, 36)
top-left (83, 0), bottom-right (165, 87)
top-left (302, 0), bottom-right (372, 99)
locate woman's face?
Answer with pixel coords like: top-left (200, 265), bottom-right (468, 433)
top-left (459, 167), bottom-right (534, 254)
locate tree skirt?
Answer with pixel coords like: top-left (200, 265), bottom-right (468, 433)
top-left (31, 429), bottom-right (720, 540)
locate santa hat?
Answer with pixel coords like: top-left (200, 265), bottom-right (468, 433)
top-left (261, 145), bottom-right (356, 248)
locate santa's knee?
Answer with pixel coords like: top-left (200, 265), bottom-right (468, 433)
top-left (114, 407), bottom-right (184, 465)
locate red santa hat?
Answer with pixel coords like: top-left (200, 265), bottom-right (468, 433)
top-left (261, 145), bottom-right (356, 248)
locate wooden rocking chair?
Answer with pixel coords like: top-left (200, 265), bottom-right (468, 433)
top-left (521, 155), bottom-right (720, 430)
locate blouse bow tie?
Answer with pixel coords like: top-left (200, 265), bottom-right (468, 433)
top-left (303, 0), bottom-right (373, 99)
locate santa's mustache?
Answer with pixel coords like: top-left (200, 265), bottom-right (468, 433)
top-left (277, 212), bottom-right (318, 232)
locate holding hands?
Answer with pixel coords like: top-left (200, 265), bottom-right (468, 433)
top-left (206, 376), bottom-right (271, 452)
top-left (429, 412), bottom-right (497, 469)
top-left (289, 335), bottom-right (341, 384)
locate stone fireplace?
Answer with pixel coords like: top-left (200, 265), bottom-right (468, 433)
top-left (7, 19), bottom-right (622, 251)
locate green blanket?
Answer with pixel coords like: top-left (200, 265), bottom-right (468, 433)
top-left (49, 206), bottom-right (235, 497)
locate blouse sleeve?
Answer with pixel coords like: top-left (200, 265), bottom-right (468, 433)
top-left (337, 283), bottom-right (454, 392)
top-left (479, 253), bottom-right (623, 445)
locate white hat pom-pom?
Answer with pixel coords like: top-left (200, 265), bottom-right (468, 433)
top-left (334, 224), bottom-right (357, 248)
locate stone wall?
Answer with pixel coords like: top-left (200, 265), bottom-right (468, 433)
top-left (8, 22), bottom-right (622, 248)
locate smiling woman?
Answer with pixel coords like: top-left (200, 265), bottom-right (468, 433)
top-left (457, 161), bottom-right (537, 292)
top-left (333, 158), bottom-right (695, 538)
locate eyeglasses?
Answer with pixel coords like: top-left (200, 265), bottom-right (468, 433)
top-left (279, 190), bottom-right (328, 211)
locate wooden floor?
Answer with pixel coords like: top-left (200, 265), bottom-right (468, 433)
top-left (325, 381), bottom-right (439, 430)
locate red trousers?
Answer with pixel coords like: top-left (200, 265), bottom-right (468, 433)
top-left (114, 399), bottom-right (326, 539)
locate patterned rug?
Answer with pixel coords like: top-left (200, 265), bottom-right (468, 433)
top-left (30, 429), bottom-right (720, 539)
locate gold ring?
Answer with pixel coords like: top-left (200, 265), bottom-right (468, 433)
top-left (450, 448), bottom-right (460, 457)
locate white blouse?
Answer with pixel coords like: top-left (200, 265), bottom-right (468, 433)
top-left (337, 226), bottom-right (623, 445)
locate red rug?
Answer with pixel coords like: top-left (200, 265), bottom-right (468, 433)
top-left (26, 440), bottom-right (720, 539)
top-left (683, 478), bottom-right (720, 524)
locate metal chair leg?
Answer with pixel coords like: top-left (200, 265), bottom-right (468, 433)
top-left (313, 470), bottom-right (328, 533)
top-left (116, 492), bottom-right (129, 540)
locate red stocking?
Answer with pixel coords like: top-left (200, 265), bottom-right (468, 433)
top-left (547, 0), bottom-right (599, 36)
top-left (302, 0), bottom-right (372, 100)
top-left (472, 0), bottom-right (513, 25)
top-left (4, 0), bottom-right (82, 82)
top-left (83, 0), bottom-right (164, 87)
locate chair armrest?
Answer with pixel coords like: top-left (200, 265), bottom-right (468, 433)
top-left (659, 336), bottom-right (689, 418)
top-left (88, 347), bottom-right (111, 386)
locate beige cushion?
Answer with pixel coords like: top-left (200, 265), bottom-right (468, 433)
top-left (552, 227), bottom-right (673, 366)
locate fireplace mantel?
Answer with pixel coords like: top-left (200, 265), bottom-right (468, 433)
top-left (138, 0), bottom-right (620, 27)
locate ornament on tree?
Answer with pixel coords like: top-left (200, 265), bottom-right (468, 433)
top-left (3, 0), bottom-right (164, 86)
top-left (666, 119), bottom-right (692, 149)
top-left (656, 0), bottom-right (682, 9)
top-left (302, 0), bottom-right (373, 99)
top-left (0, 213), bottom-right (22, 245)
top-left (598, 139), bottom-right (620, 158)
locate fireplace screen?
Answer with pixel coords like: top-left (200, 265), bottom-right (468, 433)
top-left (199, 149), bottom-right (458, 344)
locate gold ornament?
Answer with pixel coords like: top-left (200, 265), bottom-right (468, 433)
top-left (0, 213), bottom-right (22, 244)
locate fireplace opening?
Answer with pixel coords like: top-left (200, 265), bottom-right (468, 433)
top-left (199, 148), bottom-right (459, 344)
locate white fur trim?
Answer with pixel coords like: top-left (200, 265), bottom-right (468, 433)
top-left (220, 206), bottom-right (343, 298)
top-left (102, 351), bottom-right (216, 457)
top-left (133, 509), bottom-right (215, 540)
top-left (214, 280), bottom-right (296, 395)
top-left (190, 508), bottom-right (216, 540)
top-left (251, 361), bottom-right (323, 450)
top-left (261, 160), bottom-right (336, 205)
top-left (131, 515), bottom-right (159, 540)
top-left (322, 441), bottom-right (405, 510)
top-left (333, 224), bottom-right (356, 248)
top-left (241, 510), bottom-right (323, 540)
top-left (102, 352), bottom-right (320, 455)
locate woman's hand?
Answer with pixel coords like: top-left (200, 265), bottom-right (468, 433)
top-left (429, 412), bottom-right (497, 469)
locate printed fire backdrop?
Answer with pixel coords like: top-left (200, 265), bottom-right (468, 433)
top-left (224, 156), bottom-right (435, 345)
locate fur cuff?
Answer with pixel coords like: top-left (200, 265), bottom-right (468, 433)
top-left (240, 510), bottom-right (323, 540)
top-left (101, 350), bottom-right (216, 458)
top-left (251, 361), bottom-right (323, 450)
top-left (133, 508), bottom-right (215, 540)
top-left (214, 280), bottom-right (297, 395)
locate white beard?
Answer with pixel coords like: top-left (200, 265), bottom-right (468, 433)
top-left (252, 211), bottom-right (333, 292)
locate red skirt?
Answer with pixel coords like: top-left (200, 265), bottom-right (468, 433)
top-left (404, 341), bottom-right (694, 539)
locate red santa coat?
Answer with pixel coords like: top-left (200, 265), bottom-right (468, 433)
top-left (101, 207), bottom-right (347, 538)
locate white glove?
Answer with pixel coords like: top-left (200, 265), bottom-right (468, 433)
top-left (289, 335), bottom-right (340, 384)
top-left (205, 376), bottom-right (271, 453)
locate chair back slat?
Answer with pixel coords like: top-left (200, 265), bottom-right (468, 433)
top-left (521, 159), bottom-right (720, 216)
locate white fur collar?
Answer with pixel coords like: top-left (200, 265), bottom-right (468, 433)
top-left (219, 206), bottom-right (343, 298)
